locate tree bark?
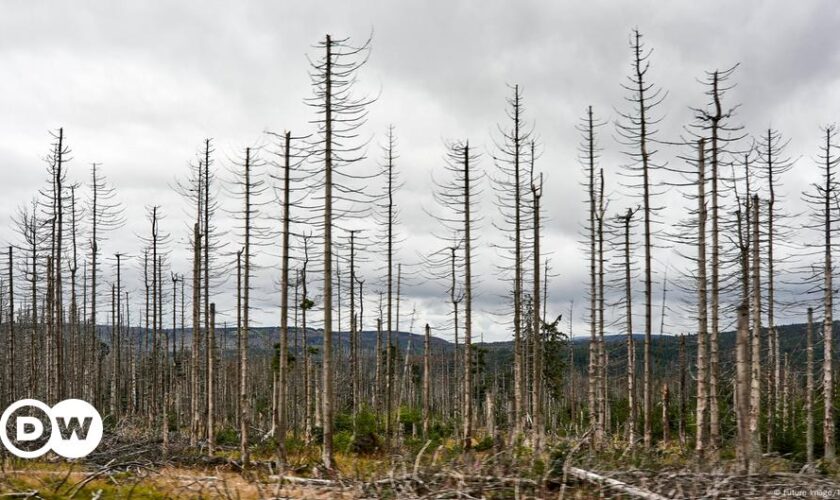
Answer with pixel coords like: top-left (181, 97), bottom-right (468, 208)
top-left (806, 307), bottom-right (814, 464)
top-left (276, 131), bottom-right (291, 467)
top-left (749, 194), bottom-right (761, 471)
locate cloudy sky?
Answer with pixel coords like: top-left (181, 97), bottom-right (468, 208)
top-left (0, 1), bottom-right (837, 342)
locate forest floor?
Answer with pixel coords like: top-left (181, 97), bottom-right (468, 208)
top-left (1, 433), bottom-right (840, 498)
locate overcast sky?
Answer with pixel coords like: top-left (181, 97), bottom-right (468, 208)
top-left (0, 1), bottom-right (838, 342)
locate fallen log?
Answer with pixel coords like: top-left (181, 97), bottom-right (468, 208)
top-left (268, 475), bottom-right (336, 487)
top-left (564, 466), bottom-right (670, 500)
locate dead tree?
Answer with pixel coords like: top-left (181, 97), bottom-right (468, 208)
top-left (305, 34), bottom-right (373, 470)
top-left (12, 199), bottom-right (46, 400)
top-left (423, 323), bottom-right (431, 436)
top-left (734, 303), bottom-right (751, 473)
top-left (431, 141), bottom-right (482, 450)
top-left (803, 125), bottom-right (839, 461)
top-left (820, 131), bottom-right (836, 462)
top-left (49, 129), bottom-right (69, 402)
top-left (578, 106), bottom-right (604, 443)
top-left (208, 302), bottom-right (216, 455)
top-left (616, 30), bottom-right (667, 448)
top-left (347, 230), bottom-right (361, 423)
top-left (695, 139), bottom-right (709, 456)
top-left (200, 139), bottom-right (223, 456)
top-left (678, 334), bottom-right (686, 446)
top-left (375, 126), bottom-right (403, 443)
top-left (530, 142), bottom-right (544, 452)
top-left (689, 66), bottom-right (745, 456)
top-left (616, 207), bottom-right (639, 445)
top-left (749, 194), bottom-right (761, 470)
top-left (229, 147), bottom-right (266, 467)
top-left (756, 128), bottom-right (794, 450)
top-left (491, 84), bottom-right (532, 438)
top-left (594, 169), bottom-right (607, 444)
top-left (7, 246), bottom-right (15, 403)
top-left (190, 221), bottom-right (202, 446)
top-left (806, 306), bottom-right (815, 464)
top-left (274, 131), bottom-right (293, 467)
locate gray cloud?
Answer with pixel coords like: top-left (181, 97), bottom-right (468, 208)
top-left (0, 1), bottom-right (834, 340)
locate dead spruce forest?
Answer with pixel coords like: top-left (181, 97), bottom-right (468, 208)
top-left (2, 29), bottom-right (840, 497)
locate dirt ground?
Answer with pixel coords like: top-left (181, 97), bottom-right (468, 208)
top-left (0, 465), bottom-right (361, 499)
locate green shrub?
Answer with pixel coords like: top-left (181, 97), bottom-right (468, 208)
top-left (475, 436), bottom-right (494, 452)
top-left (216, 427), bottom-right (238, 446)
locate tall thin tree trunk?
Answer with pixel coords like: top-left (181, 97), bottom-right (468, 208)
top-left (586, 106), bottom-right (598, 442)
top-left (191, 222), bottom-right (201, 446)
top-left (277, 131), bottom-right (291, 467)
top-left (240, 148), bottom-right (252, 467)
top-left (321, 35), bottom-right (336, 470)
top-left (423, 323), bottom-right (431, 436)
top-left (510, 87), bottom-right (524, 440)
top-left (823, 136), bottom-right (836, 461)
top-left (806, 307), bottom-right (815, 464)
top-left (735, 303), bottom-right (750, 474)
top-left (463, 143), bottom-right (474, 451)
top-left (385, 129), bottom-right (395, 445)
top-left (695, 139), bottom-right (709, 457)
top-left (749, 194), bottom-right (762, 471)
top-left (531, 160), bottom-right (543, 453)
top-left (8, 247), bottom-right (15, 402)
top-left (208, 303), bottom-right (216, 455)
top-left (595, 169), bottom-right (606, 445)
top-left (623, 209), bottom-right (636, 446)
top-left (678, 334), bottom-right (686, 446)
top-left (661, 382), bottom-right (670, 443)
top-left (708, 73), bottom-right (723, 456)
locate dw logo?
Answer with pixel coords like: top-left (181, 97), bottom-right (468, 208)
top-left (0, 399), bottom-right (103, 459)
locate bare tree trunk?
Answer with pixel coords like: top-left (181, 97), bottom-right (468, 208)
top-left (661, 383), bottom-right (670, 443)
top-left (585, 106), bottom-right (599, 443)
top-left (321, 36), bottom-right (335, 470)
top-left (764, 128), bottom-right (780, 452)
top-left (678, 334), bottom-right (686, 446)
top-left (626, 32), bottom-right (655, 449)
top-left (463, 144), bottom-right (474, 451)
top-left (423, 323), bottom-right (431, 437)
top-left (8, 247), bottom-right (15, 402)
top-left (735, 303), bottom-right (750, 474)
top-left (301, 241), bottom-right (311, 444)
top-left (54, 128), bottom-right (66, 402)
top-left (749, 194), bottom-right (762, 471)
top-left (385, 129), bottom-right (395, 445)
top-left (510, 87), bottom-right (525, 441)
top-left (110, 283), bottom-right (116, 416)
top-left (708, 73), bottom-right (723, 457)
top-left (349, 230), bottom-right (358, 425)
top-left (807, 307), bottom-right (815, 464)
top-left (276, 131), bottom-right (291, 468)
top-left (530, 157), bottom-right (543, 453)
top-left (375, 316), bottom-right (382, 415)
top-left (595, 169), bottom-right (606, 445)
top-left (208, 303), bottom-right (216, 455)
top-left (240, 148), bottom-right (253, 467)
top-left (113, 254), bottom-right (123, 415)
top-left (695, 139), bottom-right (709, 457)
top-left (190, 222), bottom-right (201, 446)
top-left (782, 353), bottom-right (790, 432)
top-left (622, 209), bottom-right (636, 446)
top-left (823, 143), bottom-right (836, 462)
top-left (202, 140), bottom-right (212, 440)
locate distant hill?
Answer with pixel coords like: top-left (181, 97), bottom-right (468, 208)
top-left (101, 325), bottom-right (451, 353)
top-left (100, 320), bottom-right (832, 373)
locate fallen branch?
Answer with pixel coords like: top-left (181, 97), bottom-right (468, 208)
top-left (564, 466), bottom-right (670, 500)
top-left (268, 475), bottom-right (336, 487)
